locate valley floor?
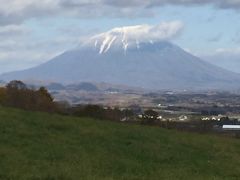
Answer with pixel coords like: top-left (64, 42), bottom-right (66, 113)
top-left (0, 107), bottom-right (240, 179)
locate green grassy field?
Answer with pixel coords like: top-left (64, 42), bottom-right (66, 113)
top-left (0, 107), bottom-right (240, 180)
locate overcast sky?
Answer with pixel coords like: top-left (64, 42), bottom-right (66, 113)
top-left (1, 0), bottom-right (240, 73)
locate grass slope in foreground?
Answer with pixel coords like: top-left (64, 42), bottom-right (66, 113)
top-left (0, 107), bottom-right (240, 180)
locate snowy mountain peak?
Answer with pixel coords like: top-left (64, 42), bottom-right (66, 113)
top-left (83, 22), bottom-right (184, 54)
top-left (88, 25), bottom-right (146, 54)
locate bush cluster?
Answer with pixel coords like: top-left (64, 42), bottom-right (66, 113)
top-left (0, 80), bottom-right (56, 112)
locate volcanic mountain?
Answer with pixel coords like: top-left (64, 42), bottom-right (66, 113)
top-left (1, 25), bottom-right (240, 90)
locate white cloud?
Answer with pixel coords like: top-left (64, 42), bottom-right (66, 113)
top-left (212, 47), bottom-right (240, 55)
top-left (0, 27), bottom-right (79, 73)
top-left (126, 21), bottom-right (184, 41)
top-left (0, 0), bottom-right (58, 14)
top-left (92, 21), bottom-right (184, 44)
top-left (0, 25), bottom-right (29, 36)
top-left (0, 47), bottom-right (64, 73)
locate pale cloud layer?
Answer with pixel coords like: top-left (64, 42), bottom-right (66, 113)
top-left (1, 0), bottom-right (240, 25)
top-left (200, 47), bottom-right (240, 57)
top-left (0, 23), bottom-right (81, 73)
top-left (200, 47), bottom-right (240, 73)
top-left (0, 25), bottom-right (29, 36)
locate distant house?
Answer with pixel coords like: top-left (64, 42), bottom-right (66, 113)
top-left (138, 115), bottom-right (143, 119)
top-left (222, 125), bottom-right (240, 131)
top-left (201, 117), bottom-right (210, 121)
top-left (211, 115), bottom-right (223, 121)
top-left (179, 115), bottom-right (188, 121)
top-left (201, 115), bottom-right (226, 121)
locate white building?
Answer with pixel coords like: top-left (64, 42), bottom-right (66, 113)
top-left (222, 125), bottom-right (240, 131)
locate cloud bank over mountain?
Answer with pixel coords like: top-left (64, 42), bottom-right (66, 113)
top-left (88, 21), bottom-right (184, 48)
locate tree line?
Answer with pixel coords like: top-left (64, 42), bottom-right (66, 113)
top-left (0, 80), bottom-right (135, 122)
top-left (0, 80), bottom-right (56, 112)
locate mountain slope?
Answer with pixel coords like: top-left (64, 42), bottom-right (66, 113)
top-left (1, 25), bottom-right (240, 90)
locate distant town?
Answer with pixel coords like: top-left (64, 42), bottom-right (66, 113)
top-left (1, 80), bottom-right (240, 138)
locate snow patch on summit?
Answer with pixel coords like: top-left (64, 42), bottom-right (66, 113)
top-left (85, 21), bottom-right (184, 54)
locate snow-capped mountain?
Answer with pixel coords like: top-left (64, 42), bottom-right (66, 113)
top-left (1, 25), bottom-right (240, 90)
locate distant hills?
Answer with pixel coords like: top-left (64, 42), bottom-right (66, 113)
top-left (46, 82), bottom-right (99, 92)
top-left (1, 25), bottom-right (240, 91)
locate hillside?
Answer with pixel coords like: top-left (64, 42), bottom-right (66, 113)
top-left (0, 107), bottom-right (240, 179)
